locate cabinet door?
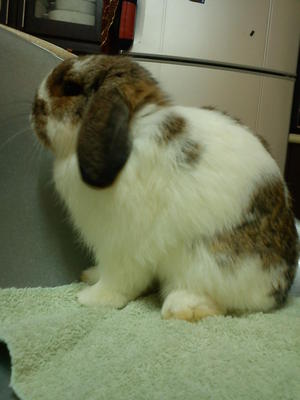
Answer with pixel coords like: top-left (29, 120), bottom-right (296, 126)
top-left (257, 76), bottom-right (295, 171)
top-left (163, 0), bottom-right (270, 68)
top-left (132, 0), bottom-right (165, 54)
top-left (264, 0), bottom-right (300, 75)
top-left (133, 0), bottom-right (270, 69)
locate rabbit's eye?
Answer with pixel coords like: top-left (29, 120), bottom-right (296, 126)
top-left (62, 80), bottom-right (83, 97)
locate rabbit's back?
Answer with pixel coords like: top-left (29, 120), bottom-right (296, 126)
top-left (128, 105), bottom-right (282, 236)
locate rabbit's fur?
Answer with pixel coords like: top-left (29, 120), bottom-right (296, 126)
top-left (31, 55), bottom-right (299, 321)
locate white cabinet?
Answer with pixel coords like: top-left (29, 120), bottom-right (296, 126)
top-left (264, 0), bottom-right (300, 75)
top-left (132, 0), bottom-right (300, 75)
top-left (162, 0), bottom-right (270, 69)
top-left (132, 0), bottom-right (165, 55)
top-left (138, 60), bottom-right (293, 172)
top-left (256, 76), bottom-right (295, 170)
top-left (133, 0), bottom-right (270, 68)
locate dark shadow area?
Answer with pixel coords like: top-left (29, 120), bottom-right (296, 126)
top-left (0, 342), bottom-right (19, 400)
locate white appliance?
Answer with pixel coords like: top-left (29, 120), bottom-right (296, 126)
top-left (129, 0), bottom-right (300, 172)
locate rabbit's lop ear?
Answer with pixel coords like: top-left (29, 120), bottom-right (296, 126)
top-left (77, 85), bottom-right (131, 188)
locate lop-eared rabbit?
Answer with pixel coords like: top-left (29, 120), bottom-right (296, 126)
top-left (31, 55), bottom-right (299, 322)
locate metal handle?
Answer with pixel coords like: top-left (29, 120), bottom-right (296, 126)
top-left (5, 0), bottom-right (10, 25)
top-left (22, 0), bottom-right (26, 28)
top-left (289, 134), bottom-right (300, 145)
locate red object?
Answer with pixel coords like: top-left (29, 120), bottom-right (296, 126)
top-left (119, 0), bottom-right (137, 41)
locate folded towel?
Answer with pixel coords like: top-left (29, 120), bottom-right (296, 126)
top-left (0, 284), bottom-right (299, 400)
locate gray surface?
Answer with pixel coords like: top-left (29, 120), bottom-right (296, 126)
top-left (290, 220), bottom-right (300, 296)
top-left (0, 28), bottom-right (91, 290)
top-left (0, 28), bottom-right (91, 399)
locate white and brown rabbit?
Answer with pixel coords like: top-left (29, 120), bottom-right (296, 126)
top-left (31, 55), bottom-right (299, 321)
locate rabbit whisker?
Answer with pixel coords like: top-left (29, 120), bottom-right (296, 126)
top-left (0, 100), bottom-right (32, 107)
top-left (0, 127), bottom-right (32, 152)
top-left (23, 139), bottom-right (44, 176)
top-left (0, 112), bottom-right (31, 125)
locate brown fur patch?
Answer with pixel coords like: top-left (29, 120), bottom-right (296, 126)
top-left (31, 96), bottom-right (51, 148)
top-left (117, 68), bottom-right (169, 113)
top-left (32, 97), bottom-right (48, 117)
top-left (181, 139), bottom-right (201, 165)
top-left (209, 179), bottom-right (299, 306)
top-left (35, 125), bottom-right (51, 148)
top-left (47, 58), bottom-right (75, 97)
top-left (158, 115), bottom-right (201, 166)
top-left (159, 114), bottom-right (186, 143)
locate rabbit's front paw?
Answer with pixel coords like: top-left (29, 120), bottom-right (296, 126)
top-left (161, 290), bottom-right (222, 322)
top-left (77, 282), bottom-right (129, 308)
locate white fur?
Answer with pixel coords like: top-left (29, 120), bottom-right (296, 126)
top-left (47, 119), bottom-right (79, 158)
top-left (38, 75), bottom-right (50, 104)
top-left (72, 56), bottom-right (96, 73)
top-left (49, 103), bottom-right (283, 317)
top-left (35, 75), bottom-right (79, 158)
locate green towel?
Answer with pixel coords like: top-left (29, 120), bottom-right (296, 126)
top-left (0, 284), bottom-right (300, 400)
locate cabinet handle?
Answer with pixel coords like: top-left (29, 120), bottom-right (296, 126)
top-left (289, 134), bottom-right (300, 145)
top-left (5, 0), bottom-right (10, 25)
top-left (21, 0), bottom-right (26, 28)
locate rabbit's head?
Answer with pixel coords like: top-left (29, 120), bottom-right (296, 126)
top-left (31, 55), bottom-right (168, 187)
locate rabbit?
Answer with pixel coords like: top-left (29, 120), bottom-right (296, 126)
top-left (31, 55), bottom-right (299, 322)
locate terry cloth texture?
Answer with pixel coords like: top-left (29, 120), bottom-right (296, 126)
top-left (0, 284), bottom-right (300, 400)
